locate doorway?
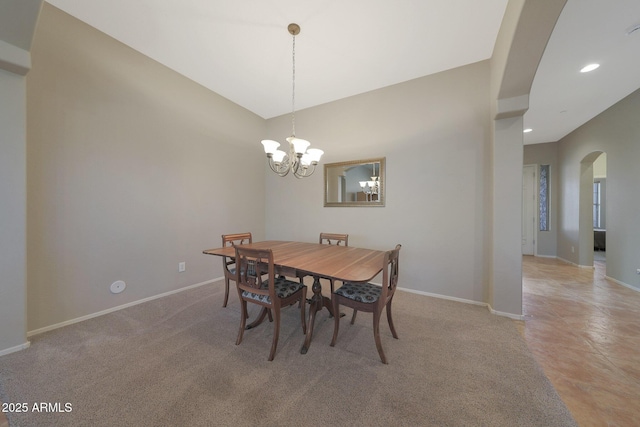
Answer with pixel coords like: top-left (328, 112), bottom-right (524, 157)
top-left (592, 153), bottom-right (607, 264)
top-left (578, 151), bottom-right (606, 267)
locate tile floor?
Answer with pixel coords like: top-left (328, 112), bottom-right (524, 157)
top-left (519, 254), bottom-right (640, 426)
top-left (1, 254), bottom-right (637, 427)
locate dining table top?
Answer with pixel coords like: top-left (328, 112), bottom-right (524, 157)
top-left (203, 240), bottom-right (386, 283)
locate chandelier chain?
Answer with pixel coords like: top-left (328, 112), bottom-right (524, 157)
top-left (260, 23), bottom-right (323, 179)
top-left (291, 32), bottom-right (296, 137)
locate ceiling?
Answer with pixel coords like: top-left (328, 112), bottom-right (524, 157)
top-left (45, 0), bottom-right (640, 145)
top-left (525, 0), bottom-right (640, 144)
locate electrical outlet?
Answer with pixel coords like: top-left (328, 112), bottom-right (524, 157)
top-left (571, 246), bottom-right (575, 253)
top-left (178, 262), bottom-right (186, 273)
top-left (636, 269), bottom-right (640, 275)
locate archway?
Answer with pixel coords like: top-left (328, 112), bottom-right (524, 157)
top-left (578, 151), bottom-right (606, 267)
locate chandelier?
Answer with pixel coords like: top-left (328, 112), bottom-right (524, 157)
top-left (261, 23), bottom-right (323, 178)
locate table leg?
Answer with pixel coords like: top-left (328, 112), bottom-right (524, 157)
top-left (300, 276), bottom-right (334, 354)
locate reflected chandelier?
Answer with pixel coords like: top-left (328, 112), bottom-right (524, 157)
top-left (261, 23), bottom-right (323, 178)
top-left (359, 162), bottom-right (380, 201)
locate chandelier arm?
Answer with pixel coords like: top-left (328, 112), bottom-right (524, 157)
top-left (292, 163), bottom-right (304, 178)
top-left (278, 167), bottom-right (291, 177)
top-left (291, 157), bottom-right (302, 176)
top-left (268, 157), bottom-right (291, 177)
top-left (293, 162), bottom-right (318, 179)
top-left (287, 142), bottom-right (302, 176)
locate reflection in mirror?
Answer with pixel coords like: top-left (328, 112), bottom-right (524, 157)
top-left (324, 157), bottom-right (385, 207)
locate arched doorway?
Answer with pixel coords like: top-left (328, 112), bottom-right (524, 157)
top-left (578, 151), bottom-right (606, 267)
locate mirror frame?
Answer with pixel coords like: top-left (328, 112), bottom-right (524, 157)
top-left (324, 157), bottom-right (385, 207)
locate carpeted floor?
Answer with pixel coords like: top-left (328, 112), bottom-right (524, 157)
top-left (0, 282), bottom-right (576, 426)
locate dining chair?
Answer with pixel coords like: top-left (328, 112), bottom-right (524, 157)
top-left (299, 232), bottom-right (349, 290)
top-left (221, 232), bottom-right (252, 308)
top-left (330, 244), bottom-right (401, 364)
top-left (235, 246), bottom-right (307, 361)
top-left (319, 232), bottom-right (349, 247)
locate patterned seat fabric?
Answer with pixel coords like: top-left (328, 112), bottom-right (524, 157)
top-left (334, 282), bottom-right (381, 303)
top-left (242, 277), bottom-right (305, 303)
top-left (229, 264), bottom-right (256, 276)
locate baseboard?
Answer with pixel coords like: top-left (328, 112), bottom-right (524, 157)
top-left (534, 254), bottom-right (557, 259)
top-left (605, 275), bottom-right (640, 293)
top-left (546, 257), bottom-right (638, 293)
top-left (27, 277), bottom-right (223, 337)
top-left (487, 306), bottom-right (525, 320)
top-left (398, 287), bottom-right (524, 320)
top-left (399, 287), bottom-right (487, 307)
top-left (0, 341), bottom-right (31, 357)
top-left (24, 278), bottom-right (531, 339)
top-left (556, 256), bottom-right (577, 266)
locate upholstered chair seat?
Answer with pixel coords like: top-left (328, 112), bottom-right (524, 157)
top-left (242, 276), bottom-right (306, 303)
top-left (334, 282), bottom-right (382, 303)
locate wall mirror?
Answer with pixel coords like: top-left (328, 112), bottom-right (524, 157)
top-left (324, 157), bottom-right (385, 207)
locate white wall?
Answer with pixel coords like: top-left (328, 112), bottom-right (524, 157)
top-left (264, 61), bottom-right (492, 304)
top-left (487, 0), bottom-right (566, 315)
top-left (0, 68), bottom-right (29, 353)
top-left (25, 5), bottom-right (268, 331)
top-left (524, 142), bottom-right (559, 257)
top-left (490, 116), bottom-right (524, 314)
top-left (558, 88), bottom-right (640, 289)
top-left (0, 0), bottom-right (42, 354)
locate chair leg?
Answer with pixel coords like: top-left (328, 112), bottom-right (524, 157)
top-left (386, 299), bottom-right (398, 339)
top-left (298, 275), bottom-right (304, 308)
top-left (328, 280), bottom-right (335, 318)
top-left (223, 277), bottom-right (230, 307)
top-left (372, 310), bottom-right (388, 364)
top-left (330, 296), bottom-right (340, 347)
top-left (236, 300), bottom-right (247, 345)
top-left (350, 309), bottom-right (358, 325)
top-left (268, 308), bottom-right (281, 361)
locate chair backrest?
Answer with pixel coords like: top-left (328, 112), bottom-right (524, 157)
top-left (221, 233), bottom-right (252, 274)
top-left (319, 232), bottom-right (349, 246)
top-left (222, 232), bottom-right (252, 247)
top-left (234, 246), bottom-right (275, 303)
top-left (379, 244), bottom-right (401, 305)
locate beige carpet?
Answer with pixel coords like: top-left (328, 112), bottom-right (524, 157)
top-left (0, 282), bottom-right (576, 426)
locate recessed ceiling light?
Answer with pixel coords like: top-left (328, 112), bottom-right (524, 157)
top-left (523, 128), bottom-right (533, 133)
top-left (580, 63), bottom-right (600, 73)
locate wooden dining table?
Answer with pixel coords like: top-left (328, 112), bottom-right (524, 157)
top-left (203, 240), bottom-right (386, 354)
